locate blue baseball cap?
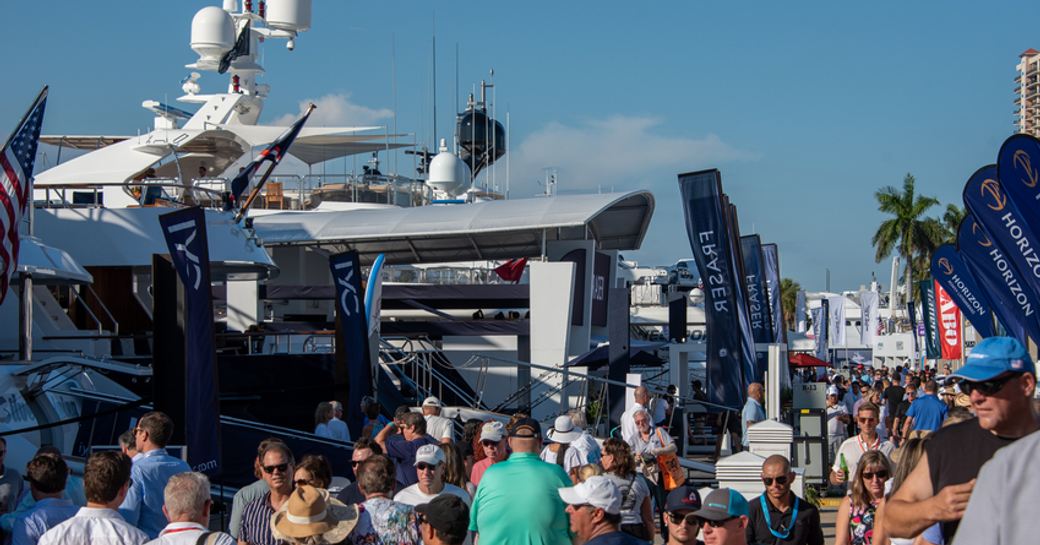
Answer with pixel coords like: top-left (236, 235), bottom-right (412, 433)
top-left (691, 488), bottom-right (748, 521)
top-left (953, 337), bottom-right (1035, 382)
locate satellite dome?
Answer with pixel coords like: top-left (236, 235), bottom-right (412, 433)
top-left (190, 7), bottom-right (235, 69)
top-left (428, 139), bottom-right (471, 197)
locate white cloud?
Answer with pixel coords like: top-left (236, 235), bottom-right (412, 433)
top-left (271, 93), bottom-right (393, 127)
top-left (508, 116), bottom-right (755, 192)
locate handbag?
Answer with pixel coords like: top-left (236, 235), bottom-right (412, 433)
top-left (655, 428), bottom-right (685, 491)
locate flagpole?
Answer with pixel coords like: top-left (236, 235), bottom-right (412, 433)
top-left (232, 103), bottom-right (315, 223)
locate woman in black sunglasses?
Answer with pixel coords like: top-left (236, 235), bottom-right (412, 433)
top-left (835, 451), bottom-right (891, 545)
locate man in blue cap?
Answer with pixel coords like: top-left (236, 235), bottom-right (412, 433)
top-left (689, 488), bottom-right (749, 545)
top-left (884, 337), bottom-right (1039, 544)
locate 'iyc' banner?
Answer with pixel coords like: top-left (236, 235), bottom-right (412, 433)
top-left (330, 251), bottom-right (373, 438)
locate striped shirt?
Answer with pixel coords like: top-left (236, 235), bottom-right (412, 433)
top-left (238, 493), bottom-right (284, 545)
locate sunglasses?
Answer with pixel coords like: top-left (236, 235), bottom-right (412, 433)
top-left (702, 516), bottom-right (738, 528)
top-left (417, 514), bottom-right (429, 526)
top-left (668, 513), bottom-right (700, 526)
top-left (481, 440), bottom-right (500, 448)
top-left (263, 463), bottom-right (290, 474)
top-left (761, 475), bottom-right (788, 486)
top-left (416, 463), bottom-right (438, 471)
top-left (862, 470), bottom-right (889, 481)
top-left (351, 460), bottom-right (362, 467)
top-left (294, 479), bottom-right (314, 487)
top-left (959, 374), bottom-right (1018, 397)
top-left (858, 417), bottom-right (877, 424)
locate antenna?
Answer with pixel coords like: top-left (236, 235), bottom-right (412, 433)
top-left (391, 33), bottom-right (397, 175)
top-left (431, 21), bottom-right (437, 148)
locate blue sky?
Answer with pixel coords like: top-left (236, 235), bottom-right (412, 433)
top-left (3, 1), bottom-right (1032, 291)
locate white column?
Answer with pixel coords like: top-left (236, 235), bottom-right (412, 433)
top-left (529, 261), bottom-right (575, 420)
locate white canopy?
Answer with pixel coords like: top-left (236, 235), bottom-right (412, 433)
top-left (14, 236), bottom-right (93, 285)
top-left (251, 190), bottom-right (655, 265)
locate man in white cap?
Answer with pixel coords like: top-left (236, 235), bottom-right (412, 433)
top-left (825, 386), bottom-right (849, 460)
top-left (469, 422), bottom-right (507, 487)
top-left (394, 445), bottom-right (471, 507)
top-left (558, 475), bottom-right (644, 545)
top-left (422, 397), bottom-right (455, 444)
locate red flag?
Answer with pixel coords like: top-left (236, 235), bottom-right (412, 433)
top-left (494, 257), bottom-right (528, 283)
top-left (935, 280), bottom-right (962, 360)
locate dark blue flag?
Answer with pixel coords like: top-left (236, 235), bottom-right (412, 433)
top-left (997, 133), bottom-right (1040, 232)
top-left (329, 251), bottom-right (372, 437)
top-left (739, 235), bottom-right (771, 345)
top-left (678, 169), bottom-right (746, 409)
top-left (159, 207), bottom-right (221, 476)
top-left (930, 244), bottom-right (996, 337)
top-left (230, 104), bottom-right (314, 205)
top-left (918, 280), bottom-right (941, 360)
top-left (956, 217), bottom-right (1037, 345)
top-left (761, 243), bottom-right (783, 343)
top-left (962, 165), bottom-right (1040, 314)
top-left (725, 201), bottom-right (758, 388)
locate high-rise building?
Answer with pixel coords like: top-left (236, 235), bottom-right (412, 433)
top-left (1016, 49), bottom-right (1040, 136)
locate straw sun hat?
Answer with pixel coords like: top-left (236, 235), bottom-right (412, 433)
top-left (272, 485), bottom-right (359, 543)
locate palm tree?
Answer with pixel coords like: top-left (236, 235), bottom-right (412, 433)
top-left (941, 203), bottom-right (966, 244)
top-left (780, 277), bottom-right (801, 330)
top-left (872, 173), bottom-right (943, 306)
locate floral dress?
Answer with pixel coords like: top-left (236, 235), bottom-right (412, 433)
top-left (348, 497), bottom-right (420, 545)
top-left (849, 501), bottom-right (878, 545)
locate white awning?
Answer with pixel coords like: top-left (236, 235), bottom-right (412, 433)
top-left (251, 190), bottom-right (655, 265)
top-left (14, 237), bottom-right (93, 285)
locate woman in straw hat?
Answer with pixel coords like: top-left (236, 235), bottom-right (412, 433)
top-left (271, 485), bottom-right (359, 545)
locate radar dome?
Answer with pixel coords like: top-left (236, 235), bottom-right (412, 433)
top-left (428, 139), bottom-right (471, 197)
top-left (191, 7), bottom-right (235, 68)
top-left (266, 0), bottom-right (312, 33)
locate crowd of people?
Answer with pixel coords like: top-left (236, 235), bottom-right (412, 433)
top-left (0, 336), bottom-right (1036, 545)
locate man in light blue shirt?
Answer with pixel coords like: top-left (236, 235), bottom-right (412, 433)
top-left (11, 454), bottom-right (78, 545)
top-left (741, 382), bottom-right (767, 447)
top-left (119, 412), bottom-right (191, 539)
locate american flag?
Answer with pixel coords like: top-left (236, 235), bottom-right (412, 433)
top-left (0, 87), bottom-right (47, 303)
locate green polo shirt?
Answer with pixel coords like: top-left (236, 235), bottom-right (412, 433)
top-left (469, 451), bottom-right (572, 545)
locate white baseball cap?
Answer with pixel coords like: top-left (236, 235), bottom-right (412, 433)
top-left (826, 386), bottom-right (839, 397)
top-left (558, 476), bottom-right (622, 515)
top-left (414, 444), bottom-right (445, 466)
top-left (422, 397), bottom-right (443, 408)
top-left (480, 421), bottom-right (505, 442)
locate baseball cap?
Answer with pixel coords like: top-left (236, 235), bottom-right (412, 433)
top-left (953, 336), bottom-right (1035, 382)
top-left (826, 385), bottom-right (839, 397)
top-left (691, 488), bottom-right (749, 521)
top-left (664, 483), bottom-right (702, 513)
top-left (414, 444), bottom-right (445, 467)
top-left (557, 475), bottom-right (622, 514)
top-left (480, 421), bottom-right (505, 442)
top-left (415, 495), bottom-right (469, 543)
top-left (422, 396), bottom-right (443, 408)
top-left (509, 417), bottom-right (541, 438)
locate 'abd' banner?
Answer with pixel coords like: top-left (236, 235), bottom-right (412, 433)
top-left (678, 169), bottom-right (745, 409)
top-left (740, 235), bottom-right (771, 345)
top-left (330, 251), bottom-right (373, 437)
top-left (918, 280), bottom-right (941, 360)
top-left (761, 243), bottom-right (783, 342)
top-left (159, 208), bottom-right (221, 476)
top-left (935, 281), bottom-right (961, 360)
top-left (956, 218), bottom-right (1038, 345)
top-left (962, 165), bottom-right (1040, 314)
top-left (930, 244), bottom-right (995, 337)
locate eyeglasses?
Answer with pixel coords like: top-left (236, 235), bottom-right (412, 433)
top-left (416, 463), bottom-right (438, 471)
top-left (761, 475), bottom-right (788, 486)
top-left (263, 463), bottom-right (290, 474)
top-left (351, 460), bottom-right (363, 467)
top-left (858, 417), bottom-right (877, 424)
top-left (960, 374), bottom-right (1018, 397)
top-left (481, 440), bottom-right (500, 448)
top-left (862, 470), bottom-right (889, 481)
top-left (702, 516), bottom-right (738, 528)
top-left (668, 512), bottom-right (700, 526)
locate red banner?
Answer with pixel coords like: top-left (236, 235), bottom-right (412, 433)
top-left (935, 280), bottom-right (962, 360)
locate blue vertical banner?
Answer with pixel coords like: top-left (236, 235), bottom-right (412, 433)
top-left (761, 243), bottom-right (783, 343)
top-left (918, 280), bottom-right (941, 360)
top-left (739, 235), bottom-right (771, 345)
top-left (956, 218), bottom-right (1037, 345)
top-left (724, 201), bottom-right (758, 387)
top-left (678, 169), bottom-right (745, 409)
top-left (997, 133), bottom-right (1040, 231)
top-left (930, 244), bottom-right (995, 337)
top-left (330, 251), bottom-right (372, 437)
top-left (813, 298), bottom-right (829, 363)
top-left (159, 207), bottom-right (221, 476)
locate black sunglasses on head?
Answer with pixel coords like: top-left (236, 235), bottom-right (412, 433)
top-left (959, 373), bottom-right (1019, 397)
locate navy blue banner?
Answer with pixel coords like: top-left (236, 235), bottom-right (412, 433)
top-left (739, 235), bottom-right (771, 345)
top-left (678, 169), bottom-right (745, 409)
top-left (726, 201), bottom-right (758, 388)
top-left (329, 251), bottom-right (372, 437)
top-left (159, 208), bottom-right (221, 476)
top-left (997, 133), bottom-right (1040, 231)
top-left (930, 244), bottom-right (995, 337)
top-left (918, 280), bottom-right (941, 359)
top-left (761, 243), bottom-right (783, 343)
top-left (963, 165), bottom-right (1040, 316)
top-left (956, 218), bottom-right (1036, 345)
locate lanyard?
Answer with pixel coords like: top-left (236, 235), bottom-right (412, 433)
top-left (761, 494), bottom-right (799, 540)
top-left (856, 435), bottom-right (880, 453)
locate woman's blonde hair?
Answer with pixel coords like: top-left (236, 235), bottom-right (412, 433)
top-left (575, 463), bottom-right (603, 483)
top-left (851, 451), bottom-right (892, 509)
